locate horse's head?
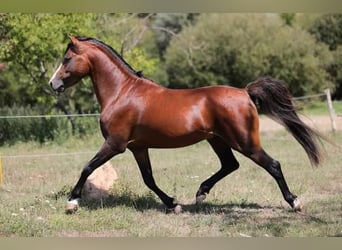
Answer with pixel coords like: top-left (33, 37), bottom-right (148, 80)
top-left (49, 35), bottom-right (91, 93)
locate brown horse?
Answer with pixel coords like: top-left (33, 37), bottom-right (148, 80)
top-left (49, 36), bottom-right (323, 214)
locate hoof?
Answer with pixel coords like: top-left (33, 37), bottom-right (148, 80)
top-left (174, 204), bottom-right (183, 214)
top-left (292, 198), bottom-right (303, 212)
top-left (196, 194), bottom-right (206, 204)
top-left (65, 199), bottom-right (79, 214)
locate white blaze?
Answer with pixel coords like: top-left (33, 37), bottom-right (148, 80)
top-left (49, 64), bottom-right (62, 83)
top-left (49, 64), bottom-right (64, 90)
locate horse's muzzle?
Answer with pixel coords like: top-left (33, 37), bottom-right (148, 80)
top-left (50, 80), bottom-right (65, 93)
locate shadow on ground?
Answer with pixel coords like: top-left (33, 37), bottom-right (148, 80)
top-left (77, 191), bottom-right (330, 231)
top-left (49, 189), bottom-right (333, 236)
top-left (50, 184), bottom-right (331, 225)
top-left (79, 191), bottom-right (282, 214)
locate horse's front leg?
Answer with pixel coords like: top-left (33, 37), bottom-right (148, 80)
top-left (66, 140), bottom-right (124, 214)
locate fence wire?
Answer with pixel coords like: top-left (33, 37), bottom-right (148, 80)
top-left (0, 113), bottom-right (100, 119)
top-left (1, 151), bottom-right (97, 159)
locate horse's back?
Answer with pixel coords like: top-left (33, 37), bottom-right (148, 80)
top-left (129, 83), bottom-right (259, 150)
top-left (139, 84), bottom-right (250, 127)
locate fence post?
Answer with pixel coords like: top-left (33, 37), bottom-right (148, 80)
top-left (324, 89), bottom-right (337, 133)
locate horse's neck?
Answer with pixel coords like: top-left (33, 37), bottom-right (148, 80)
top-left (89, 52), bottom-right (137, 110)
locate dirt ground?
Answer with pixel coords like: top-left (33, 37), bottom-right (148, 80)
top-left (259, 115), bottom-right (342, 132)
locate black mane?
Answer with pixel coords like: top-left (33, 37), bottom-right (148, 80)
top-left (75, 36), bottom-right (143, 78)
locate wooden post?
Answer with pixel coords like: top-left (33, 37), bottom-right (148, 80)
top-left (325, 89), bottom-right (337, 133)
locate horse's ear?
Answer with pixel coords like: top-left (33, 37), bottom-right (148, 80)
top-left (69, 35), bottom-right (79, 46)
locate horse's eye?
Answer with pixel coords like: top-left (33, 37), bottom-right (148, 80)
top-left (63, 57), bottom-right (71, 64)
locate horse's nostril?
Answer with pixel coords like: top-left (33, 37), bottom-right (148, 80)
top-left (58, 86), bottom-right (65, 92)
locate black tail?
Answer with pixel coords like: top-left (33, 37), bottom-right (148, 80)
top-left (246, 77), bottom-right (323, 166)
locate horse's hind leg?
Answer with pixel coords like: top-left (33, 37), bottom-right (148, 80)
top-left (131, 148), bottom-right (182, 213)
top-left (246, 148), bottom-right (302, 211)
top-left (196, 136), bottom-right (239, 204)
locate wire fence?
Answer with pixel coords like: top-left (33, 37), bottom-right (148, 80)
top-left (1, 151), bottom-right (97, 159)
top-left (0, 113), bottom-right (100, 119)
top-left (292, 93), bottom-right (326, 100)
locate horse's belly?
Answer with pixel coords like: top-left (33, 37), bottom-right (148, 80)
top-left (129, 127), bottom-right (214, 148)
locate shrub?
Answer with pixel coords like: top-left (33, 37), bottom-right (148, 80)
top-left (165, 14), bottom-right (333, 96)
top-left (0, 105), bottom-right (99, 145)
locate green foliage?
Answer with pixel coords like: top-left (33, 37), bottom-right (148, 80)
top-left (308, 14), bottom-right (342, 98)
top-left (309, 14), bottom-right (342, 50)
top-left (328, 46), bottom-right (342, 98)
top-left (0, 105), bottom-right (99, 145)
top-left (165, 14), bottom-right (333, 96)
top-left (0, 105), bottom-right (67, 145)
top-left (152, 13), bottom-right (199, 57)
top-left (0, 13), bottom-right (158, 113)
top-left (94, 13), bottom-right (159, 78)
top-left (0, 68), bottom-right (31, 107)
top-left (0, 14), bottom-right (98, 111)
top-left (280, 13), bottom-right (296, 26)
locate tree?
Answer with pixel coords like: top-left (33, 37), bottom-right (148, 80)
top-left (309, 14), bottom-right (342, 99)
top-left (164, 14), bottom-right (333, 96)
top-left (0, 14), bottom-right (98, 111)
top-left (0, 13), bottom-right (158, 113)
top-left (329, 46), bottom-right (342, 99)
top-left (151, 13), bottom-right (199, 58)
top-left (309, 14), bottom-right (342, 50)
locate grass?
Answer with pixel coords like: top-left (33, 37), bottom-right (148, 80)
top-left (297, 100), bottom-right (342, 116)
top-left (0, 127), bottom-right (341, 236)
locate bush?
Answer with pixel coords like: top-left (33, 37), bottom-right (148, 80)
top-left (309, 14), bottom-right (342, 50)
top-left (165, 14), bottom-right (333, 96)
top-left (0, 105), bottom-right (99, 145)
